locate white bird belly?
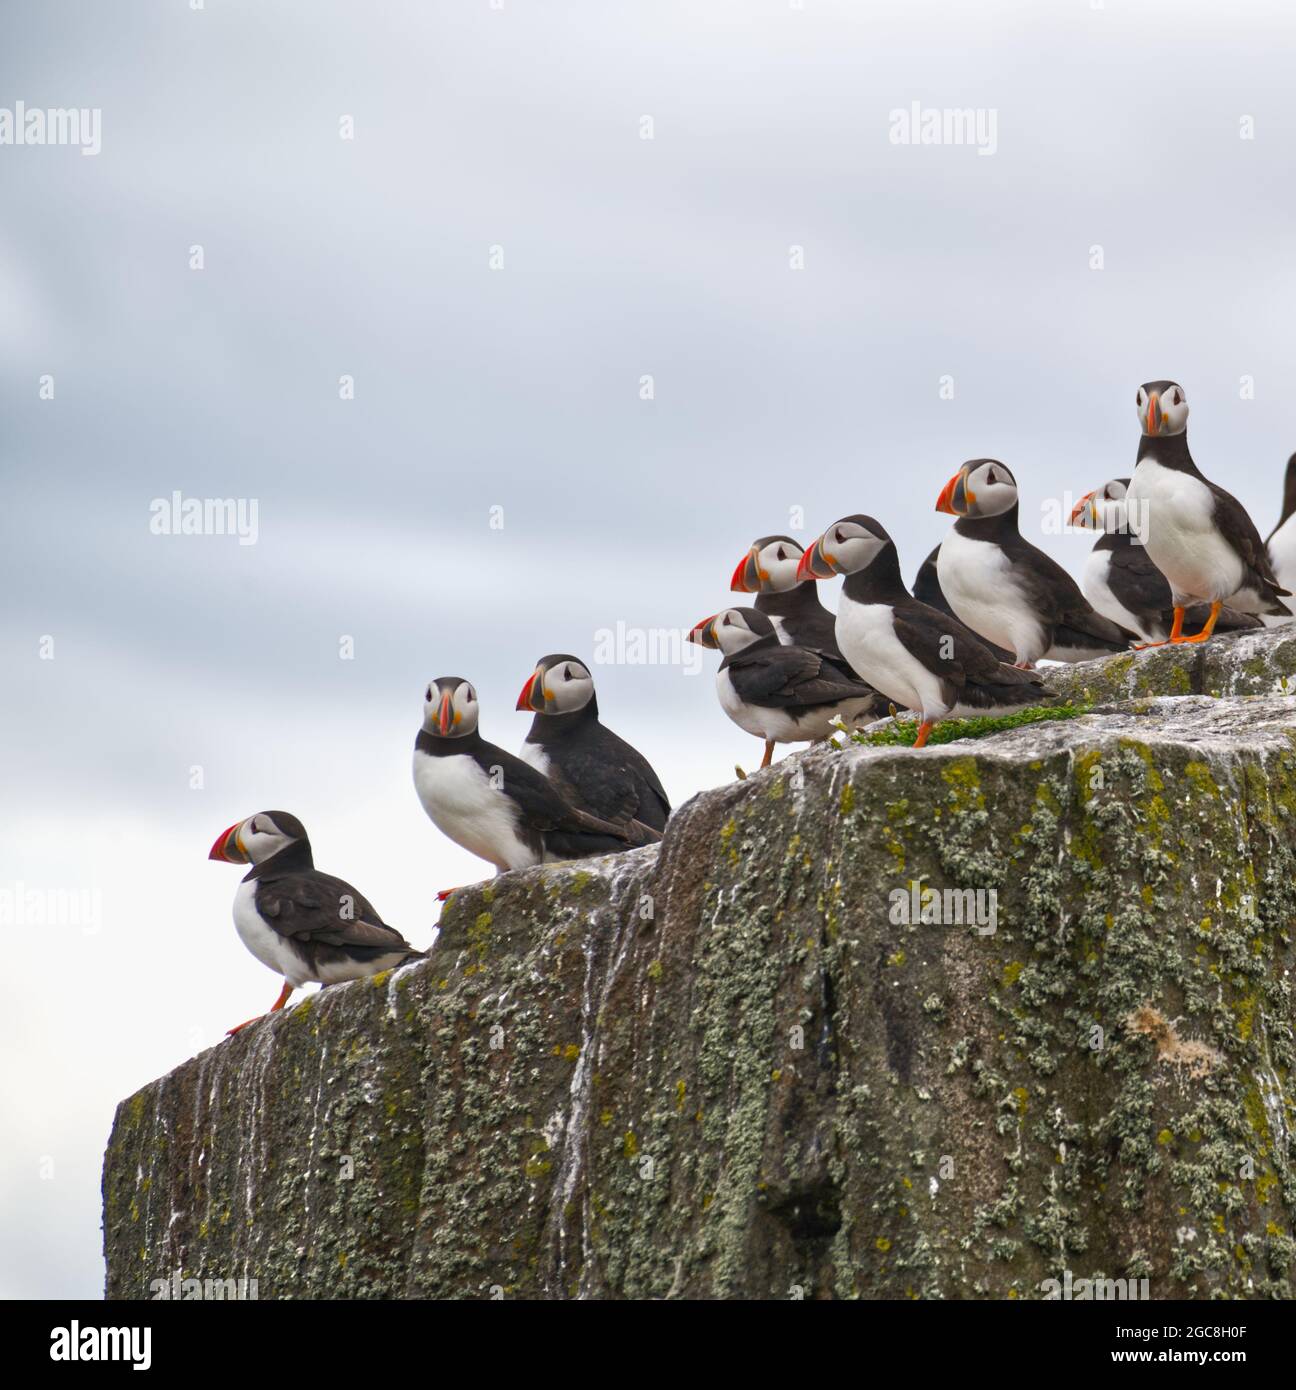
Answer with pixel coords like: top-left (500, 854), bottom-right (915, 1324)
top-left (1267, 514), bottom-right (1296, 605)
top-left (233, 879), bottom-right (313, 987)
top-left (937, 528), bottom-right (1046, 662)
top-left (716, 669), bottom-right (815, 742)
top-left (835, 599), bottom-right (949, 720)
top-left (412, 750), bottom-right (539, 871)
top-left (1128, 460), bottom-right (1244, 603)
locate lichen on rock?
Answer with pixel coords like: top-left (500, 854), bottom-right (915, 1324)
top-left (103, 628), bottom-right (1296, 1299)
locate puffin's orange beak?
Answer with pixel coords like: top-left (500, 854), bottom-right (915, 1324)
top-left (438, 690), bottom-right (454, 735)
top-left (936, 468), bottom-right (972, 515)
top-left (1069, 490), bottom-right (1097, 528)
top-left (730, 545), bottom-right (762, 593)
top-left (516, 671), bottom-right (542, 711)
top-left (687, 615), bottom-right (720, 648)
top-left (1146, 392), bottom-right (1160, 436)
top-left (209, 821), bottom-right (247, 863)
top-left (796, 536), bottom-right (836, 581)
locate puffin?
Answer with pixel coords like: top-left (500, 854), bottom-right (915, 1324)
top-left (934, 459), bottom-right (1137, 666)
top-left (1070, 478), bottom-right (1261, 644)
top-left (413, 677), bottom-right (657, 881)
top-left (912, 544), bottom-right (1015, 664)
top-left (516, 654), bottom-right (671, 832)
top-left (209, 810), bottom-right (425, 1035)
top-left (1125, 381), bottom-right (1291, 643)
top-left (687, 606), bottom-right (883, 769)
top-left (797, 516), bottom-right (1052, 748)
top-left (729, 534), bottom-right (860, 672)
top-left (1265, 452), bottom-right (1296, 601)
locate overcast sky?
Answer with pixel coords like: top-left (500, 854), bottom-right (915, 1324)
top-left (3, 0), bottom-right (1296, 1299)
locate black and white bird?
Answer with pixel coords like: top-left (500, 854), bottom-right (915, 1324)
top-left (413, 677), bottom-right (655, 884)
top-left (912, 544), bottom-right (1015, 664)
top-left (1070, 478), bottom-right (1261, 644)
top-left (729, 534), bottom-right (860, 672)
top-left (516, 654), bottom-right (671, 833)
top-left (797, 516), bottom-right (1052, 748)
top-left (1125, 381), bottom-right (1291, 643)
top-left (687, 607), bottom-right (883, 769)
top-left (209, 810), bottom-right (425, 1035)
top-left (1265, 452), bottom-right (1296, 601)
top-left (934, 459), bottom-right (1137, 666)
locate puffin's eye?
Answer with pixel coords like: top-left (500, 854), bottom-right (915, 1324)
top-left (465, 688), bottom-right (475, 702)
top-left (1171, 388), bottom-right (1182, 405)
top-left (834, 529), bottom-right (845, 544)
top-left (1135, 390), bottom-right (1144, 404)
top-left (722, 614), bottom-right (732, 626)
top-left (562, 666), bottom-right (572, 681)
top-left (426, 685), bottom-right (433, 702)
top-left (775, 546), bottom-right (787, 561)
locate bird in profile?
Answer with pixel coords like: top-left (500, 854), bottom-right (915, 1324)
top-left (934, 459), bottom-right (1137, 666)
top-left (687, 606), bottom-right (882, 770)
top-left (1125, 380), bottom-right (1291, 644)
top-left (798, 515), bottom-right (1052, 747)
top-left (1070, 478), bottom-right (1260, 644)
top-left (516, 653), bottom-right (671, 833)
top-left (209, 810), bottom-right (425, 1036)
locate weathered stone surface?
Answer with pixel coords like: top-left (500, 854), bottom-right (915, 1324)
top-left (105, 647), bottom-right (1296, 1299)
top-left (1043, 624), bottom-right (1296, 707)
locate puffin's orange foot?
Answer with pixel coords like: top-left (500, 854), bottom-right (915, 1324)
top-left (435, 886), bottom-right (463, 902)
top-left (1171, 631), bottom-right (1214, 645)
top-left (226, 980), bottom-right (292, 1036)
top-left (912, 720), bottom-right (935, 749)
top-left (1133, 639), bottom-right (1169, 651)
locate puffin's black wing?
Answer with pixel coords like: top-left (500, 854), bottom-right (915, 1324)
top-left (550, 723), bottom-right (670, 830)
top-left (1105, 542), bottom-right (1173, 620)
top-left (255, 871), bottom-right (423, 961)
top-left (1004, 536), bottom-right (1135, 648)
top-left (891, 600), bottom-right (1052, 706)
top-left (1209, 483), bottom-right (1292, 596)
top-left (726, 644), bottom-right (876, 711)
top-left (482, 743), bottom-right (649, 844)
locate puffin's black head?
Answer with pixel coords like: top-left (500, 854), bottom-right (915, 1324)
top-left (1069, 478), bottom-right (1131, 532)
top-left (935, 460), bottom-right (1018, 518)
top-left (516, 654), bottom-right (595, 715)
top-left (796, 515), bottom-right (893, 579)
top-left (422, 676), bottom-right (480, 738)
top-left (730, 535), bottom-right (806, 594)
top-left (1136, 381), bottom-right (1188, 438)
top-left (209, 810), bottom-right (308, 866)
top-left (687, 606), bottom-right (776, 655)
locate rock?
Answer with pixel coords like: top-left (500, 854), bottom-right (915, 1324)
top-left (104, 635), bottom-right (1296, 1300)
top-left (1042, 624), bottom-right (1296, 706)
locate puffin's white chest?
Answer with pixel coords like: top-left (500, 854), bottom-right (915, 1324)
top-left (937, 528), bottom-right (1045, 662)
top-left (1268, 515), bottom-right (1296, 599)
top-left (1127, 460), bottom-right (1243, 602)
top-left (413, 749), bottom-right (539, 872)
top-left (233, 879), bottom-right (311, 986)
top-left (517, 741), bottom-right (552, 778)
top-left (836, 599), bottom-right (946, 717)
top-left (716, 668), bottom-right (808, 742)
top-left (1082, 548), bottom-right (1154, 643)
